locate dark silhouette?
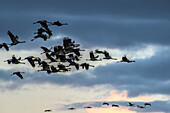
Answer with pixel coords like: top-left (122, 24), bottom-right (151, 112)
top-left (7, 30), bottom-right (26, 46)
top-left (103, 50), bottom-right (117, 60)
top-left (31, 34), bottom-right (49, 41)
top-left (68, 108), bottom-right (76, 110)
top-left (118, 55), bottom-right (135, 63)
top-left (5, 55), bottom-right (25, 64)
top-left (84, 106), bottom-right (92, 108)
top-left (112, 104), bottom-right (119, 108)
top-left (144, 103), bottom-right (151, 106)
top-left (44, 109), bottom-right (52, 112)
top-left (137, 105), bottom-right (145, 109)
top-left (34, 27), bottom-right (53, 37)
top-left (103, 102), bottom-right (109, 106)
top-left (127, 102), bottom-right (135, 107)
top-left (80, 63), bottom-right (94, 70)
top-left (87, 51), bottom-right (101, 61)
top-left (0, 43), bottom-right (9, 51)
top-left (50, 21), bottom-right (68, 26)
top-left (33, 20), bottom-right (49, 30)
top-left (23, 56), bottom-right (36, 67)
top-left (95, 49), bottom-right (104, 54)
top-left (11, 71), bottom-right (25, 79)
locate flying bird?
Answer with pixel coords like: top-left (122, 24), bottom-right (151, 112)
top-left (68, 108), bottom-right (76, 110)
top-left (5, 55), bottom-right (25, 64)
top-left (103, 102), bottom-right (109, 106)
top-left (118, 55), bottom-right (135, 63)
top-left (33, 20), bottom-right (49, 30)
top-left (144, 103), bottom-right (151, 106)
top-left (80, 63), bottom-right (94, 70)
top-left (87, 51), bottom-right (101, 61)
top-left (84, 106), bottom-right (92, 108)
top-left (11, 71), bottom-right (25, 79)
top-left (112, 104), bottom-right (119, 108)
top-left (103, 50), bottom-right (117, 60)
top-left (7, 30), bottom-right (26, 46)
top-left (127, 102), bottom-right (135, 107)
top-left (49, 21), bottom-right (68, 26)
top-left (44, 109), bottom-right (52, 112)
top-left (137, 105), bottom-right (145, 109)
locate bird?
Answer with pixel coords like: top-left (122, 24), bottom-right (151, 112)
top-left (40, 46), bottom-right (52, 54)
top-left (103, 50), bottom-right (117, 60)
top-left (11, 71), bottom-right (25, 79)
top-left (95, 49), bottom-right (104, 54)
top-left (23, 56), bottom-right (36, 67)
top-left (103, 102), bottom-right (109, 106)
top-left (44, 109), bottom-right (52, 112)
top-left (87, 51), bottom-right (101, 61)
top-left (118, 55), bottom-right (135, 63)
top-left (31, 34), bottom-right (49, 41)
top-left (80, 63), bottom-right (94, 70)
top-left (4, 55), bottom-right (25, 64)
top-left (33, 20), bottom-right (49, 30)
top-left (144, 103), bottom-right (151, 106)
top-left (127, 102), bottom-right (135, 107)
top-left (137, 105), bottom-right (145, 109)
top-left (68, 108), bottom-right (76, 110)
top-left (7, 30), bottom-right (26, 46)
top-left (49, 21), bottom-right (68, 26)
top-left (0, 43), bottom-right (9, 51)
top-left (112, 104), bottom-right (119, 108)
top-left (84, 106), bottom-right (92, 108)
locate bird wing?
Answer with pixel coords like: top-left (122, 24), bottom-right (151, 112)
top-left (7, 31), bottom-right (17, 43)
top-left (2, 43), bottom-right (9, 51)
top-left (27, 59), bottom-right (35, 67)
top-left (41, 46), bottom-right (50, 52)
top-left (16, 73), bottom-right (23, 79)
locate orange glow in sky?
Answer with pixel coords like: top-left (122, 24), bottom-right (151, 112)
top-left (105, 90), bottom-right (153, 102)
top-left (87, 90), bottom-right (153, 113)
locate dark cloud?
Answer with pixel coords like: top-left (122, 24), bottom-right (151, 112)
top-left (1, 0), bottom-right (170, 50)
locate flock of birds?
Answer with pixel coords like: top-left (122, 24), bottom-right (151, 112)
top-left (0, 19), bottom-right (148, 112)
top-left (0, 20), bottom-right (136, 79)
top-left (44, 102), bottom-right (151, 112)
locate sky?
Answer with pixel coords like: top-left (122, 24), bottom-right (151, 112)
top-left (1, 0), bottom-right (170, 113)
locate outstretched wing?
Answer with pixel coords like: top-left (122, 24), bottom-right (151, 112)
top-left (7, 30), bottom-right (17, 43)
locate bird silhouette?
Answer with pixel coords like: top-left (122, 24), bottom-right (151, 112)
top-left (103, 102), bottom-right (109, 106)
top-left (49, 21), bottom-right (68, 26)
top-left (118, 55), bottom-right (135, 63)
top-left (84, 106), bottom-right (92, 108)
top-left (11, 71), bottom-right (25, 79)
top-left (103, 50), bottom-right (117, 60)
top-left (44, 109), bottom-right (52, 112)
top-left (144, 103), bottom-right (151, 106)
top-left (127, 102), bottom-right (135, 107)
top-left (137, 105), bottom-right (145, 109)
top-left (33, 20), bottom-right (49, 30)
top-left (31, 34), bottom-right (49, 41)
top-left (80, 63), bottom-right (94, 70)
top-left (68, 108), bottom-right (76, 110)
top-left (87, 51), bottom-right (101, 61)
top-left (7, 30), bottom-right (26, 46)
top-left (112, 104), bottom-right (119, 108)
top-left (5, 55), bottom-right (25, 64)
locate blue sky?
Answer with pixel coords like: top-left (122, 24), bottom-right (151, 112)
top-left (1, 0), bottom-right (170, 113)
